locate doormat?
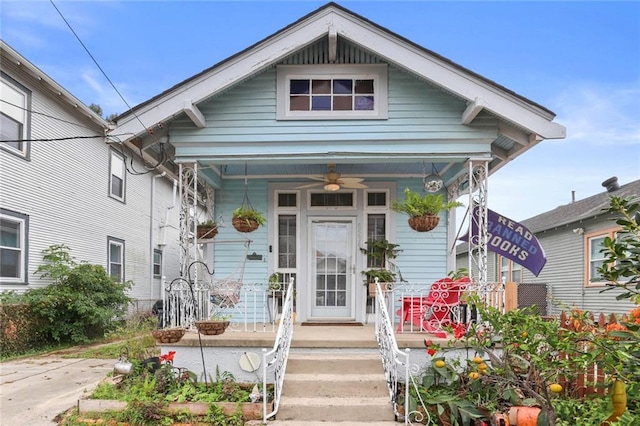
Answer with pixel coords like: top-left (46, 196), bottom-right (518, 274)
top-left (300, 322), bottom-right (364, 326)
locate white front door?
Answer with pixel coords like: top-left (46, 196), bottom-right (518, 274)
top-left (309, 218), bottom-right (355, 319)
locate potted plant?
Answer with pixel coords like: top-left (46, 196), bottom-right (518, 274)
top-left (360, 239), bottom-right (401, 297)
top-left (196, 219), bottom-right (218, 239)
top-left (195, 314), bottom-right (230, 335)
top-left (391, 188), bottom-right (463, 232)
top-left (151, 327), bottom-right (186, 344)
top-left (232, 206), bottom-right (266, 233)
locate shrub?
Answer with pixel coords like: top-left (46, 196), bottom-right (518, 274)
top-left (23, 245), bottom-right (131, 344)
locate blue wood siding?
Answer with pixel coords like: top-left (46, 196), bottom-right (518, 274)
top-left (170, 66), bottom-right (497, 152)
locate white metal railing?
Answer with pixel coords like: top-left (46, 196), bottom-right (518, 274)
top-left (373, 278), bottom-right (413, 425)
top-left (261, 277), bottom-right (295, 423)
top-left (160, 278), bottom-right (290, 332)
top-left (391, 280), bottom-right (505, 334)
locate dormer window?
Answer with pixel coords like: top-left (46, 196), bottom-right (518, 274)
top-left (277, 65), bottom-right (387, 120)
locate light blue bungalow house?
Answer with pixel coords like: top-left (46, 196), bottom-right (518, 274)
top-left (112, 2), bottom-right (565, 326)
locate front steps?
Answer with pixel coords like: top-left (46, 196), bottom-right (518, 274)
top-left (276, 352), bottom-right (396, 423)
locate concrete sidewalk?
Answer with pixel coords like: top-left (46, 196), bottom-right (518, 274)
top-left (0, 354), bottom-right (115, 425)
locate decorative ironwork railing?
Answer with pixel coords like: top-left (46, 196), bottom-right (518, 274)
top-left (391, 280), bottom-right (506, 334)
top-left (262, 277), bottom-right (295, 423)
top-left (373, 278), bottom-right (413, 425)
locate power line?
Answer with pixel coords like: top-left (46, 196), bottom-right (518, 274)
top-left (49, 0), bottom-right (149, 135)
top-left (1, 133), bottom-right (135, 143)
top-left (1, 99), bottom-right (103, 131)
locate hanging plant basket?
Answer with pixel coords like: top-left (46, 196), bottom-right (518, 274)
top-left (232, 217), bottom-right (260, 233)
top-left (151, 327), bottom-right (186, 344)
top-left (196, 224), bottom-right (218, 239)
top-left (195, 320), bottom-right (230, 335)
top-left (408, 215), bottom-right (440, 232)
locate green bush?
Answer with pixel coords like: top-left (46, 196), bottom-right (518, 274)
top-left (18, 244), bottom-right (132, 345)
top-left (25, 262), bottom-right (131, 344)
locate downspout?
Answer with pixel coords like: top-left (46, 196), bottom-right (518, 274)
top-left (150, 171), bottom-right (167, 299)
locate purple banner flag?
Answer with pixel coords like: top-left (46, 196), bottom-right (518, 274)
top-left (460, 207), bottom-right (547, 276)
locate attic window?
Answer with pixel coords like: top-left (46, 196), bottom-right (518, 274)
top-left (277, 65), bottom-right (387, 120)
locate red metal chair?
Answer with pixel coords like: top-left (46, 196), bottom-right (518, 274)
top-left (397, 277), bottom-right (469, 337)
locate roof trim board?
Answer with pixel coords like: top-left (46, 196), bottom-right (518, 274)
top-left (113, 3), bottom-right (565, 142)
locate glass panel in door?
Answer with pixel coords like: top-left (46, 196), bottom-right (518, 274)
top-left (310, 220), bottom-right (354, 318)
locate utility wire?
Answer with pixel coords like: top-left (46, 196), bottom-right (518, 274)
top-left (1, 99), bottom-right (105, 131)
top-left (1, 133), bottom-right (135, 143)
top-left (49, 0), bottom-right (148, 134)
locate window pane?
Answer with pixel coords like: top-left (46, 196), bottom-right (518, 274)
top-left (312, 80), bottom-right (331, 94)
top-left (111, 176), bottom-right (123, 198)
top-left (311, 96), bottom-right (331, 110)
top-left (333, 79), bottom-right (353, 94)
top-left (355, 96), bottom-right (374, 110)
top-left (0, 219), bottom-right (20, 248)
top-left (278, 215), bottom-right (296, 268)
top-left (333, 96), bottom-right (352, 111)
top-left (0, 249), bottom-right (20, 278)
top-left (355, 79), bottom-right (374, 94)
top-left (290, 96), bottom-right (309, 111)
top-left (310, 193), bottom-right (354, 207)
top-left (1, 113), bottom-right (22, 146)
top-left (278, 193), bottom-right (297, 207)
top-left (290, 80), bottom-right (309, 94)
top-left (367, 192), bottom-right (387, 207)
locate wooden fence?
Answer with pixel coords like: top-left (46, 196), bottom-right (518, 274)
top-left (556, 310), bottom-right (629, 398)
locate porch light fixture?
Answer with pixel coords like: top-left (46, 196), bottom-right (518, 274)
top-left (324, 182), bottom-right (340, 191)
top-left (423, 163), bottom-right (443, 192)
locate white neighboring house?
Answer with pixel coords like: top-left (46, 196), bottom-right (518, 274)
top-left (0, 41), bottom-right (181, 310)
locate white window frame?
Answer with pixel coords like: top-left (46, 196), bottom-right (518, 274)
top-left (0, 209), bottom-right (28, 283)
top-left (585, 228), bottom-right (619, 287)
top-left (153, 249), bottom-right (162, 278)
top-left (276, 64), bottom-right (388, 120)
top-left (498, 256), bottom-right (522, 283)
top-left (108, 237), bottom-right (125, 281)
top-left (109, 150), bottom-right (126, 202)
top-left (0, 73), bottom-right (31, 158)
top-left (307, 189), bottom-right (357, 211)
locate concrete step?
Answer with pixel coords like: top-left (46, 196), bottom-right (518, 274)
top-left (282, 373), bottom-right (388, 397)
top-left (277, 396), bottom-right (395, 422)
top-left (286, 353), bottom-right (383, 374)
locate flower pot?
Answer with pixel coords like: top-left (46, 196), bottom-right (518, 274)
top-left (151, 327), bottom-right (186, 344)
top-left (195, 320), bottom-right (230, 335)
top-left (507, 406), bottom-right (540, 425)
top-left (408, 215), bottom-right (440, 232)
top-left (196, 225), bottom-right (218, 239)
top-left (232, 217), bottom-right (259, 233)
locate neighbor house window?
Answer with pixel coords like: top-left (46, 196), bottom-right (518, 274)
top-left (109, 150), bottom-right (126, 201)
top-left (153, 249), bottom-right (162, 277)
top-left (0, 209), bottom-right (28, 283)
top-left (108, 237), bottom-right (124, 281)
top-left (498, 256), bottom-right (522, 283)
top-left (585, 228), bottom-right (619, 286)
top-left (0, 74), bottom-right (31, 158)
top-left (277, 65), bottom-right (388, 120)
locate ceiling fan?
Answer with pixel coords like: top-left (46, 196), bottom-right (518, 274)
top-left (296, 164), bottom-right (368, 191)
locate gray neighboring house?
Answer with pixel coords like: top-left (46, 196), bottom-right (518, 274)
top-left (0, 41), bottom-right (181, 309)
top-left (457, 177), bottom-right (640, 316)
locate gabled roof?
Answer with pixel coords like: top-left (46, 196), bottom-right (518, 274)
top-left (522, 177), bottom-right (640, 233)
top-left (114, 2), bottom-right (565, 145)
top-left (0, 40), bottom-right (108, 130)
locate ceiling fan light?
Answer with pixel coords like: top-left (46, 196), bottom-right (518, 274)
top-left (324, 182), bottom-right (340, 192)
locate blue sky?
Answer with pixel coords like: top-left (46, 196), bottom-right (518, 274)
top-left (2, 0), bottom-right (639, 223)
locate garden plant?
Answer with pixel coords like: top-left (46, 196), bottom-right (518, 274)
top-left (405, 195), bottom-right (639, 425)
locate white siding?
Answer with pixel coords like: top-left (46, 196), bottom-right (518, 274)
top-left (0, 61), bottom-right (181, 304)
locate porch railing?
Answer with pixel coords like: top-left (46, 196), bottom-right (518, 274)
top-left (373, 278), bottom-right (412, 425)
top-left (160, 278), bottom-right (290, 332)
top-left (391, 281), bottom-right (506, 334)
top-left (261, 277), bottom-right (295, 423)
